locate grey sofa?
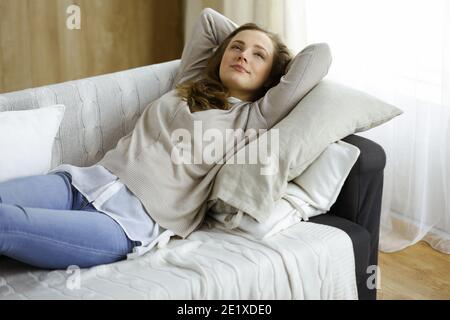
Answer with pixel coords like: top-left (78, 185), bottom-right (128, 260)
top-left (0, 59), bottom-right (383, 300)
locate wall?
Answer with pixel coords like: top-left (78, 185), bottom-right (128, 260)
top-left (0, 0), bottom-right (183, 93)
top-left (183, 0), bottom-right (223, 44)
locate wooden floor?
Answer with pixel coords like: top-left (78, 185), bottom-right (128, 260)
top-left (377, 241), bottom-right (450, 300)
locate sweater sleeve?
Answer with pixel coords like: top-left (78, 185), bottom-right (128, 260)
top-left (172, 8), bottom-right (238, 89)
top-left (257, 43), bottom-right (332, 129)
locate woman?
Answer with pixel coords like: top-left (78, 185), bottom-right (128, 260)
top-left (0, 8), bottom-right (331, 270)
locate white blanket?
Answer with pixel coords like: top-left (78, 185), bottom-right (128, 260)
top-left (0, 222), bottom-right (357, 300)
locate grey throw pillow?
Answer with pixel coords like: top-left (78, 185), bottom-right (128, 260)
top-left (208, 80), bottom-right (403, 223)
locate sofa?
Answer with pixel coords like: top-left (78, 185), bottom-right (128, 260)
top-left (0, 59), bottom-right (384, 300)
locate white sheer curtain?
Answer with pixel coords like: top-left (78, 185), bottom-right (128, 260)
top-left (301, 0), bottom-right (449, 254)
top-left (182, 0), bottom-right (450, 254)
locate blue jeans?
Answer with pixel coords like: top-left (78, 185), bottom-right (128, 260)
top-left (0, 172), bottom-right (136, 270)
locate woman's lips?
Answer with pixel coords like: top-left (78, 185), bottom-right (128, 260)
top-left (231, 65), bottom-right (249, 73)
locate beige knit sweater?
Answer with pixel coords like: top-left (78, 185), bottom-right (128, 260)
top-left (98, 8), bottom-right (332, 238)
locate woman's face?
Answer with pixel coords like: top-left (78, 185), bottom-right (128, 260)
top-left (219, 30), bottom-right (274, 101)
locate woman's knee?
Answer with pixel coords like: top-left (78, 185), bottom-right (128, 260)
top-left (0, 203), bottom-right (25, 233)
top-left (0, 203), bottom-right (11, 228)
top-left (0, 204), bottom-right (16, 251)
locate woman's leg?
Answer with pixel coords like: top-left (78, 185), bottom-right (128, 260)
top-left (0, 172), bottom-right (76, 210)
top-left (0, 203), bottom-right (134, 269)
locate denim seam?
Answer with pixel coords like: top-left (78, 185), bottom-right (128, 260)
top-left (2, 230), bottom-right (127, 258)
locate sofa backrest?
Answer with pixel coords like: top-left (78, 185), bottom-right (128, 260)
top-left (0, 59), bottom-right (180, 169)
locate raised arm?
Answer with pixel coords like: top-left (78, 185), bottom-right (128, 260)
top-left (257, 43), bottom-right (332, 128)
top-left (172, 8), bottom-right (238, 89)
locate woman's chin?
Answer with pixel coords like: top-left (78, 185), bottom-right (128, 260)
top-left (226, 80), bottom-right (250, 90)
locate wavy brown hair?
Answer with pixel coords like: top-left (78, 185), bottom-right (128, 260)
top-left (176, 23), bottom-right (293, 113)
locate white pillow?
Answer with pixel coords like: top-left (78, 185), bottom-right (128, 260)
top-left (0, 105), bottom-right (66, 183)
top-left (285, 140), bottom-right (361, 216)
top-left (208, 140), bottom-right (360, 239)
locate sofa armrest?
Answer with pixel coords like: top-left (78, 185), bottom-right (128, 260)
top-left (329, 134), bottom-right (385, 300)
top-left (330, 134), bottom-right (385, 223)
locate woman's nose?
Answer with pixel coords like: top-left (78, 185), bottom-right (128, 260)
top-left (237, 51), bottom-right (248, 62)
top-left (237, 56), bottom-right (247, 63)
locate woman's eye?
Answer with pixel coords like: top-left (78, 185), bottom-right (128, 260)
top-left (232, 45), bottom-right (241, 50)
top-left (255, 53), bottom-right (265, 59)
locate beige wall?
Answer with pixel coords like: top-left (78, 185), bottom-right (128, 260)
top-left (183, 0), bottom-right (223, 44)
top-left (0, 0), bottom-right (183, 93)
